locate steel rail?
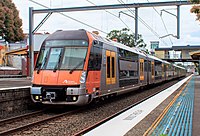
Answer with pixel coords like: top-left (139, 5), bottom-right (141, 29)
top-left (73, 78), bottom-right (184, 136)
top-left (0, 108), bottom-right (85, 136)
top-left (0, 110), bottom-right (45, 125)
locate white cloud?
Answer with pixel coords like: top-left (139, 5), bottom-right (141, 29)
top-left (12, 0), bottom-right (200, 47)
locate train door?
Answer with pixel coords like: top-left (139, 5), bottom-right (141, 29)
top-left (147, 60), bottom-right (151, 84)
top-left (139, 58), bottom-right (144, 82)
top-left (151, 61), bottom-right (155, 82)
top-left (106, 50), bottom-right (116, 85)
top-left (162, 64), bottom-right (165, 80)
top-left (86, 43), bottom-right (102, 95)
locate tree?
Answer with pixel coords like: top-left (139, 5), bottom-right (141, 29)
top-left (190, 0), bottom-right (200, 21)
top-left (0, 0), bottom-right (24, 42)
top-left (106, 28), bottom-right (146, 48)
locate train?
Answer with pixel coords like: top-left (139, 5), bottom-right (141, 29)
top-left (31, 29), bottom-right (186, 105)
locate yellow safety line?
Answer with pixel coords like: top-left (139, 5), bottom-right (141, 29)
top-left (143, 77), bottom-right (191, 136)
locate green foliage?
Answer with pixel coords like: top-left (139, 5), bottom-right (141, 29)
top-left (160, 134), bottom-right (168, 136)
top-left (190, 0), bottom-right (200, 4)
top-left (106, 28), bottom-right (146, 48)
top-left (190, 0), bottom-right (200, 21)
top-left (0, 0), bottom-right (24, 42)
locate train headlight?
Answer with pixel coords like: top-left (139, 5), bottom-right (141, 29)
top-left (35, 95), bottom-right (39, 100)
top-left (80, 71), bottom-right (86, 83)
top-left (73, 96), bottom-right (77, 101)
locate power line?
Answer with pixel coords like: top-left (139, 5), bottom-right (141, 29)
top-left (29, 0), bottom-right (108, 34)
top-left (117, 0), bottom-right (160, 37)
top-left (117, 0), bottom-right (169, 46)
top-left (85, 0), bottom-right (135, 34)
top-left (146, 0), bottom-right (173, 45)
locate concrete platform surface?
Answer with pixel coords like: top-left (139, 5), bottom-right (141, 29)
top-left (84, 76), bottom-right (192, 136)
top-left (0, 78), bottom-right (31, 89)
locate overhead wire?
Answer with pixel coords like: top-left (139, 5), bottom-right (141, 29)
top-left (28, 0), bottom-right (108, 34)
top-left (85, 0), bottom-right (135, 34)
top-left (29, 0), bottom-right (171, 46)
top-left (146, 0), bottom-right (173, 45)
top-left (117, 0), bottom-right (169, 46)
top-left (117, 0), bottom-right (160, 38)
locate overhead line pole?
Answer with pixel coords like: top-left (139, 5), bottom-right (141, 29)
top-left (177, 5), bottom-right (180, 39)
top-left (33, 1), bottom-right (191, 14)
top-left (29, 1), bottom-right (192, 77)
top-left (135, 7), bottom-right (138, 46)
top-left (29, 7), bottom-right (34, 77)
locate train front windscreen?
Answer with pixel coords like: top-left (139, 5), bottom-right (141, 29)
top-left (35, 40), bottom-right (88, 72)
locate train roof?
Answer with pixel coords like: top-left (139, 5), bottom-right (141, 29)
top-left (46, 30), bottom-right (185, 70)
top-left (162, 60), bottom-right (171, 65)
top-left (173, 64), bottom-right (186, 70)
top-left (45, 30), bottom-right (89, 41)
top-left (89, 31), bottom-right (146, 57)
top-left (147, 54), bottom-right (164, 62)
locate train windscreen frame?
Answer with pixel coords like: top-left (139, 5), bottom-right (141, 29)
top-left (35, 40), bottom-right (88, 71)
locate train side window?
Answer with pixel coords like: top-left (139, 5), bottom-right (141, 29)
top-left (140, 62), bottom-right (144, 76)
top-left (107, 56), bottom-right (110, 78)
top-left (144, 60), bottom-right (148, 72)
top-left (88, 46), bottom-right (102, 71)
top-left (148, 61), bottom-right (151, 72)
top-left (118, 48), bottom-right (138, 61)
top-left (112, 57), bottom-right (115, 78)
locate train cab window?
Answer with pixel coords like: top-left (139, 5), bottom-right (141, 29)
top-left (88, 45), bottom-right (102, 71)
top-left (60, 47), bottom-right (87, 70)
top-left (35, 47), bottom-right (50, 69)
top-left (46, 48), bottom-right (63, 69)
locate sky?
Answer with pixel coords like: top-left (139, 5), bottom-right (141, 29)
top-left (12, 0), bottom-right (200, 49)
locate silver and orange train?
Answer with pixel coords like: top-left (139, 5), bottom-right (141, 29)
top-left (31, 29), bottom-right (186, 105)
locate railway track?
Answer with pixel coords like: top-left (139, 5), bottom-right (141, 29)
top-left (0, 78), bottom-right (184, 136)
top-left (0, 108), bottom-right (84, 136)
top-left (73, 81), bottom-right (180, 136)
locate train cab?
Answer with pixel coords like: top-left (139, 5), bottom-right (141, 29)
top-left (31, 30), bottom-right (95, 105)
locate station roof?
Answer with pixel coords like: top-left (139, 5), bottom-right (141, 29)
top-left (190, 50), bottom-right (200, 61)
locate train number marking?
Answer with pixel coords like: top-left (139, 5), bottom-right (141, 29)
top-left (123, 110), bottom-right (143, 120)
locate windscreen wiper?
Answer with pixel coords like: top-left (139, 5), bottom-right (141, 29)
top-left (36, 63), bottom-right (42, 74)
top-left (69, 59), bottom-right (85, 74)
top-left (53, 52), bottom-right (62, 72)
top-left (37, 51), bottom-right (49, 74)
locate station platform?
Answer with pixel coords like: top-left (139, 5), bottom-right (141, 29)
top-left (0, 77), bottom-right (31, 89)
top-left (85, 75), bottom-right (199, 136)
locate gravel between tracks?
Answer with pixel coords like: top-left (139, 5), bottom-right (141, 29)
top-left (13, 79), bottom-right (182, 136)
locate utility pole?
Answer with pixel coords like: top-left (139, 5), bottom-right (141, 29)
top-left (29, 7), bottom-right (34, 77)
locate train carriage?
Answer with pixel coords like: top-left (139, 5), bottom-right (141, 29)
top-left (31, 29), bottom-right (186, 106)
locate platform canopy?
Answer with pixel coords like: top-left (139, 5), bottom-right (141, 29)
top-left (190, 50), bottom-right (200, 60)
top-left (190, 50), bottom-right (200, 74)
